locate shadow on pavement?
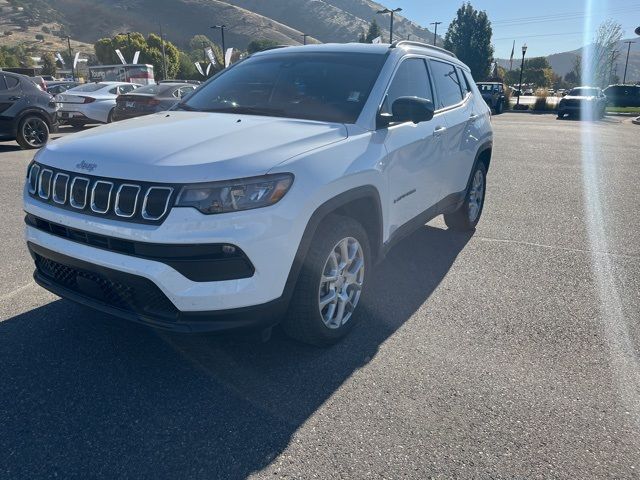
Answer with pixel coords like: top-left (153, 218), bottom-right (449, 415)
top-left (0, 143), bottom-right (23, 153)
top-left (0, 225), bottom-right (471, 479)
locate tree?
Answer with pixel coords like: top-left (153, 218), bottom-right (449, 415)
top-left (357, 31), bottom-right (366, 43)
top-left (365, 19), bottom-right (382, 43)
top-left (41, 52), bottom-right (57, 76)
top-left (186, 35), bottom-right (223, 75)
top-left (564, 56), bottom-right (581, 86)
top-left (443, 2), bottom-right (494, 80)
top-left (176, 51), bottom-right (199, 80)
top-left (582, 20), bottom-right (622, 87)
top-left (94, 32), bottom-right (180, 80)
top-left (247, 39), bottom-right (280, 54)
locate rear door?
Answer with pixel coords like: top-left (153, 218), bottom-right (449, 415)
top-left (380, 57), bottom-right (448, 234)
top-left (429, 60), bottom-right (478, 201)
top-left (0, 74), bottom-right (23, 136)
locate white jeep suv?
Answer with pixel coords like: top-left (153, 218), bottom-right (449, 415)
top-left (24, 42), bottom-right (493, 345)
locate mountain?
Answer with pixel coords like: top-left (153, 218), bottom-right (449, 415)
top-left (497, 38), bottom-right (640, 84)
top-left (0, 0), bottom-right (438, 53)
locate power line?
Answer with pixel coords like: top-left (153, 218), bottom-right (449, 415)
top-left (491, 4), bottom-right (640, 26)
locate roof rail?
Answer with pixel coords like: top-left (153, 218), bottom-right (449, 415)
top-left (390, 40), bottom-right (457, 58)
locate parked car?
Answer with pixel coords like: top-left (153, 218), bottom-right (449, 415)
top-left (476, 82), bottom-right (506, 114)
top-left (0, 71), bottom-right (58, 149)
top-left (30, 76), bottom-right (47, 92)
top-left (113, 82), bottom-right (198, 121)
top-left (23, 42), bottom-right (493, 345)
top-left (523, 88), bottom-right (534, 96)
top-left (46, 81), bottom-right (80, 96)
top-left (603, 84), bottom-right (640, 108)
top-left (557, 86), bottom-right (607, 119)
top-left (55, 82), bottom-right (141, 126)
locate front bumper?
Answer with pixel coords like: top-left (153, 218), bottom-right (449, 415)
top-left (30, 242), bottom-right (285, 332)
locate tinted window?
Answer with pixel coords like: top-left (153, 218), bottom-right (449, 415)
top-left (5, 75), bottom-right (20, 89)
top-left (430, 60), bottom-right (463, 109)
top-left (381, 58), bottom-right (433, 114)
top-left (0, 75), bottom-right (7, 91)
top-left (456, 67), bottom-right (472, 94)
top-left (119, 84), bottom-right (137, 94)
top-left (181, 52), bottom-right (387, 123)
top-left (70, 83), bottom-right (108, 93)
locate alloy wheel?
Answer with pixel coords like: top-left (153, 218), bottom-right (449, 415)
top-left (22, 118), bottom-right (48, 147)
top-left (468, 169), bottom-right (485, 223)
top-left (318, 237), bottom-right (365, 329)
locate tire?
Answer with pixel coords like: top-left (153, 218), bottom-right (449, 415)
top-left (16, 115), bottom-right (50, 149)
top-left (282, 214), bottom-right (370, 346)
top-left (443, 162), bottom-right (487, 231)
top-left (107, 108), bottom-right (115, 123)
top-left (495, 100), bottom-right (503, 115)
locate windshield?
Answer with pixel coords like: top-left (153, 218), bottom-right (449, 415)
top-left (569, 88), bottom-right (599, 96)
top-left (131, 84), bottom-right (172, 95)
top-left (180, 52), bottom-right (387, 123)
top-left (478, 84), bottom-right (499, 92)
top-left (68, 83), bottom-right (108, 93)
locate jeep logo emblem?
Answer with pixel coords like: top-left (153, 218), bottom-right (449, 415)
top-left (76, 160), bottom-right (97, 172)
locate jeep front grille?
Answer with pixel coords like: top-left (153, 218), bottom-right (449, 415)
top-left (27, 163), bottom-right (175, 224)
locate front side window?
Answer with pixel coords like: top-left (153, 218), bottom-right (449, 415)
top-left (380, 58), bottom-right (433, 114)
top-left (180, 52), bottom-right (387, 123)
top-left (430, 60), bottom-right (464, 109)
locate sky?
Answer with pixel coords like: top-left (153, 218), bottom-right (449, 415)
top-left (391, 0), bottom-right (640, 58)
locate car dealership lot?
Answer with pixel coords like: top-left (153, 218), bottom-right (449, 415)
top-left (1, 115), bottom-right (639, 478)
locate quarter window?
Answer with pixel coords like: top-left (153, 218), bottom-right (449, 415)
top-left (381, 58), bottom-right (433, 114)
top-left (430, 60), bottom-right (464, 109)
top-left (5, 75), bottom-right (19, 89)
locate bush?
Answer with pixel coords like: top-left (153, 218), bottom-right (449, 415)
top-left (41, 26), bottom-right (51, 34)
top-left (35, 34), bottom-right (44, 41)
top-left (533, 89), bottom-right (548, 111)
top-left (4, 31), bottom-right (13, 36)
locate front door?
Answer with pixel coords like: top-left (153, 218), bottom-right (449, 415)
top-left (379, 57), bottom-right (448, 237)
top-left (0, 74), bottom-right (23, 137)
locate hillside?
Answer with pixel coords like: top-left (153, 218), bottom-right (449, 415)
top-left (0, 0), bottom-right (438, 57)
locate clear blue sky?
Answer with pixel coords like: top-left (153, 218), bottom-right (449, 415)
top-left (390, 0), bottom-right (639, 58)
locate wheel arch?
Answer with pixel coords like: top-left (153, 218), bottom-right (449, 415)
top-left (281, 185), bottom-right (384, 307)
top-left (14, 108), bottom-right (53, 132)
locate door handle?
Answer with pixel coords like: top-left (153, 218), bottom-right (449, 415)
top-left (433, 126), bottom-right (447, 137)
top-left (468, 114), bottom-right (479, 121)
top-left (9, 96), bottom-right (22, 101)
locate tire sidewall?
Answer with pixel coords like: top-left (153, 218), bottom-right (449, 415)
top-left (465, 162), bottom-right (487, 229)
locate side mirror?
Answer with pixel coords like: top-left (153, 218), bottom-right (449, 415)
top-left (392, 96), bottom-right (435, 124)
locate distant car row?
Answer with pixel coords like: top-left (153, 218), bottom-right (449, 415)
top-left (0, 69), bottom-right (202, 149)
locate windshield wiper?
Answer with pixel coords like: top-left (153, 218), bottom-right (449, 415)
top-left (203, 106), bottom-right (288, 118)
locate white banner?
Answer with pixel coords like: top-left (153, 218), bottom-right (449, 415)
top-left (132, 50), bottom-right (140, 64)
top-left (206, 63), bottom-right (212, 76)
top-left (194, 62), bottom-right (204, 76)
top-left (224, 48), bottom-right (234, 67)
top-left (372, 36), bottom-right (382, 44)
top-left (115, 48), bottom-right (126, 65)
top-left (205, 47), bottom-right (216, 65)
top-left (55, 52), bottom-right (65, 65)
top-left (73, 52), bottom-right (81, 68)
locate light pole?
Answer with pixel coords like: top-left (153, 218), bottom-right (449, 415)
top-left (430, 21), bottom-right (442, 46)
top-left (376, 7), bottom-right (402, 43)
top-left (515, 43), bottom-right (527, 109)
top-left (66, 36), bottom-right (75, 82)
top-left (159, 22), bottom-right (167, 79)
top-left (210, 25), bottom-right (226, 66)
top-left (301, 33), bottom-right (309, 45)
top-left (622, 40), bottom-right (635, 84)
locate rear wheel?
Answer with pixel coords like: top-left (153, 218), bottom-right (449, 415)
top-left (16, 115), bottom-right (49, 149)
top-left (282, 215), bottom-right (369, 346)
top-left (107, 108), bottom-right (115, 123)
top-left (444, 162), bottom-right (487, 231)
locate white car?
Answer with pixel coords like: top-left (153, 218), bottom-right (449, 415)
top-left (56, 82), bottom-right (141, 126)
top-left (24, 42), bottom-right (493, 345)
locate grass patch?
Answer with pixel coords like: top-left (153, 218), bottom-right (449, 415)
top-left (606, 107), bottom-right (640, 114)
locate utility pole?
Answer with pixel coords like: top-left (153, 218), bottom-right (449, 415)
top-left (301, 33), bottom-right (309, 45)
top-left (210, 25), bottom-right (226, 66)
top-left (66, 36), bottom-right (75, 81)
top-left (622, 40), bottom-right (635, 84)
top-left (376, 7), bottom-right (402, 43)
top-left (430, 21), bottom-right (442, 46)
top-left (609, 50), bottom-right (617, 85)
top-left (159, 22), bottom-right (167, 80)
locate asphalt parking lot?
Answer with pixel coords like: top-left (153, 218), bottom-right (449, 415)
top-left (1, 114), bottom-right (639, 479)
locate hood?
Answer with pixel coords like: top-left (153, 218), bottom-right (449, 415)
top-left (37, 111), bottom-right (347, 183)
top-left (563, 95), bottom-right (596, 101)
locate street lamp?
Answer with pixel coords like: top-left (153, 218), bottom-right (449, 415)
top-left (376, 7), bottom-right (402, 43)
top-left (515, 43), bottom-right (528, 110)
top-left (210, 25), bottom-right (226, 66)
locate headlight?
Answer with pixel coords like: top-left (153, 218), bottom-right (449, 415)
top-left (175, 173), bottom-right (293, 214)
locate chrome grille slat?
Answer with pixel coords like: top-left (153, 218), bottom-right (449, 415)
top-left (28, 163), bottom-right (172, 224)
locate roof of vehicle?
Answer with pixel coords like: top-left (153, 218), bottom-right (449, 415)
top-left (252, 42), bottom-right (465, 67)
top-left (477, 81), bottom-right (502, 85)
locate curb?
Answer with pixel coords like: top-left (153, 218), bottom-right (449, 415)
top-left (633, 116), bottom-right (640, 125)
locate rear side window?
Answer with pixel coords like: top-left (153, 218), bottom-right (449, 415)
top-left (5, 75), bottom-right (20, 89)
top-left (456, 67), bottom-right (472, 95)
top-left (430, 60), bottom-right (463, 109)
top-left (381, 58), bottom-right (433, 114)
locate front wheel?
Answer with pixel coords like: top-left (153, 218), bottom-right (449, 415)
top-left (444, 162), bottom-right (487, 231)
top-left (16, 115), bottom-right (50, 149)
top-left (282, 215), bottom-right (369, 346)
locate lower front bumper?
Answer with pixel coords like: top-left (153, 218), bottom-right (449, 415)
top-left (29, 242), bottom-right (287, 333)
